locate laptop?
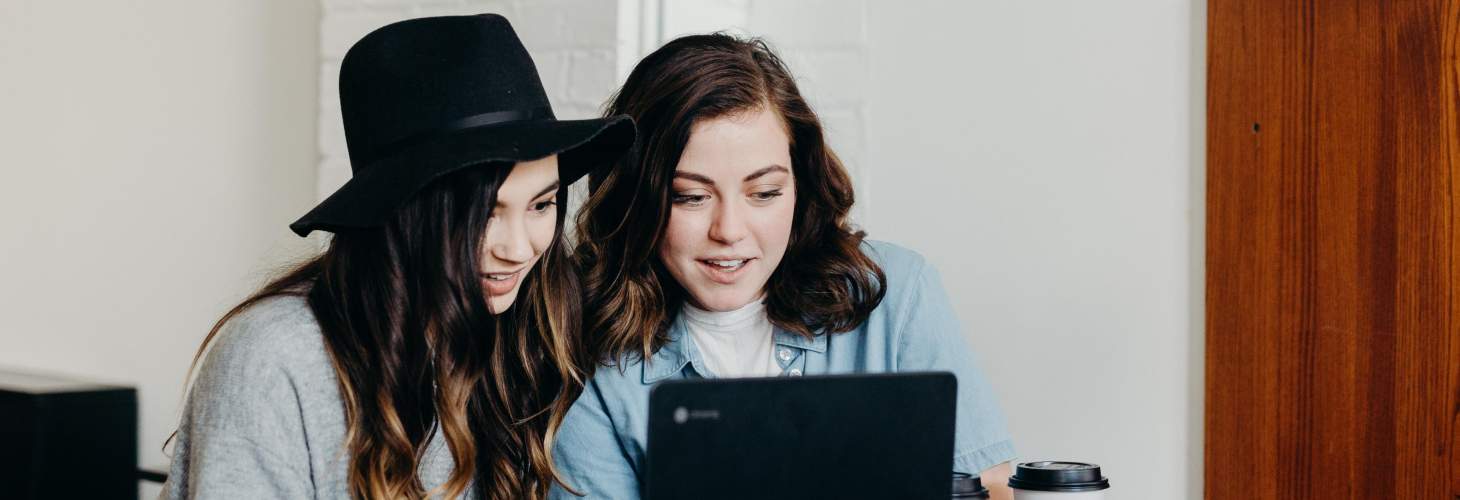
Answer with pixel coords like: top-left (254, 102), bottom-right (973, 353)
top-left (646, 372), bottom-right (957, 500)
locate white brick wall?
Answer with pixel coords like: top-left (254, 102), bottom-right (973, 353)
top-left (661, 0), bottom-right (750, 36)
top-left (316, 0), bottom-right (622, 202)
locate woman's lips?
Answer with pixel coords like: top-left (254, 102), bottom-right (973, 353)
top-left (696, 258), bottom-right (755, 285)
top-left (482, 270), bottom-right (521, 295)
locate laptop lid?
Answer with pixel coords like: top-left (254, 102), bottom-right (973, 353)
top-left (646, 371), bottom-right (957, 500)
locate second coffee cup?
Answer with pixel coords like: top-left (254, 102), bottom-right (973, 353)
top-left (1007, 461), bottom-right (1110, 500)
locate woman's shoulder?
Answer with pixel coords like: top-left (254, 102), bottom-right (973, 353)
top-left (166, 295), bottom-right (336, 498)
top-left (858, 239), bottom-right (937, 301)
top-left (586, 356), bottom-right (653, 392)
top-left (205, 295), bottom-right (325, 367)
top-left (859, 239), bottom-right (930, 275)
top-left (190, 294), bottom-right (332, 402)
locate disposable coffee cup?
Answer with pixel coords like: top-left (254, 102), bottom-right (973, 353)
top-left (951, 472), bottom-right (989, 498)
top-left (1008, 461), bottom-right (1110, 500)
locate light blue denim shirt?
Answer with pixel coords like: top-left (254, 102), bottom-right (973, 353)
top-left (550, 240), bottom-right (1015, 498)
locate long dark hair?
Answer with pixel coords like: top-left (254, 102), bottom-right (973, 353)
top-left (575, 33), bottom-right (886, 363)
top-left (179, 163), bottom-right (585, 499)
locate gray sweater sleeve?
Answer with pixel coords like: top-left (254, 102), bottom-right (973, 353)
top-left (160, 296), bottom-right (325, 500)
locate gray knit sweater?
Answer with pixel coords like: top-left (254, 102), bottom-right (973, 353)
top-left (160, 296), bottom-right (471, 499)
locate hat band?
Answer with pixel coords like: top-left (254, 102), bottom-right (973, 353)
top-left (359, 106), bottom-right (552, 167)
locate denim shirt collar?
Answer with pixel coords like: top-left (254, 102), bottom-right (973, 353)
top-left (640, 312), bottom-right (828, 384)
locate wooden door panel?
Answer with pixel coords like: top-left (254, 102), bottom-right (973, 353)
top-left (1206, 1), bottom-right (1460, 498)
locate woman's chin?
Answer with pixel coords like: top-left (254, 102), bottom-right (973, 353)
top-left (488, 293), bottom-right (518, 314)
top-left (689, 291), bottom-right (761, 312)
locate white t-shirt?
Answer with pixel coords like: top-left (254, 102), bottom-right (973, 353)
top-left (682, 299), bottom-right (781, 378)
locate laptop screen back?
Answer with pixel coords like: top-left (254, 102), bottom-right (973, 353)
top-left (646, 372), bottom-right (958, 500)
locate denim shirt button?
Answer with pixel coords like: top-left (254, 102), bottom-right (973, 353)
top-left (788, 368), bottom-right (802, 377)
top-left (776, 348), bottom-right (793, 362)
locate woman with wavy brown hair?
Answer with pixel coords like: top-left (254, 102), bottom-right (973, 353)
top-left (160, 15), bottom-right (634, 499)
top-left (551, 33), bottom-right (1016, 499)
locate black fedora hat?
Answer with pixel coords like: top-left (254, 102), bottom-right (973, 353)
top-left (290, 14), bottom-right (636, 237)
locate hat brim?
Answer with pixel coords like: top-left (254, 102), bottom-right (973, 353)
top-left (290, 114), bottom-right (634, 237)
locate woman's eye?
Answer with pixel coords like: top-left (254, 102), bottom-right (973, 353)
top-left (671, 193), bottom-right (710, 206)
top-left (750, 190), bottom-right (783, 201)
top-left (531, 200), bottom-right (557, 213)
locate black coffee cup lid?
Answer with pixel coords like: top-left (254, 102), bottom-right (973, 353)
top-left (951, 472), bottom-right (989, 498)
top-left (1007, 461), bottom-right (1110, 492)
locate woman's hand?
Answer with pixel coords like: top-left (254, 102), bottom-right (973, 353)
top-left (981, 461), bottom-right (1014, 500)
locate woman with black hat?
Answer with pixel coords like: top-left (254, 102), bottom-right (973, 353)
top-left (161, 14), bottom-right (633, 500)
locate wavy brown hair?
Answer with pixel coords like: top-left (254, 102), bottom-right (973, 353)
top-left (175, 163), bottom-right (585, 499)
top-left (576, 33), bottom-right (886, 363)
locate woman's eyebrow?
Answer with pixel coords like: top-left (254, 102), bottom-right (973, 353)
top-left (672, 166), bottom-right (789, 186)
top-left (532, 181), bottom-right (560, 199)
top-left (495, 180), bottom-right (560, 209)
top-left (673, 171), bottom-right (715, 185)
top-left (743, 165), bottom-right (789, 182)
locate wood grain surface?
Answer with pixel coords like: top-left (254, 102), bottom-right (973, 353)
top-left (1206, 0), bottom-right (1460, 498)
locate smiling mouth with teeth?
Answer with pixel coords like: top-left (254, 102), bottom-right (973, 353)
top-left (484, 273), bottom-right (514, 281)
top-left (703, 259), bottom-right (752, 271)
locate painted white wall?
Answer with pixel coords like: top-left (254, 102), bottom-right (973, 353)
top-left (862, 2), bottom-right (1203, 499)
top-left (0, 1), bottom-right (320, 498)
top-left (656, 1), bottom-right (1205, 498)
